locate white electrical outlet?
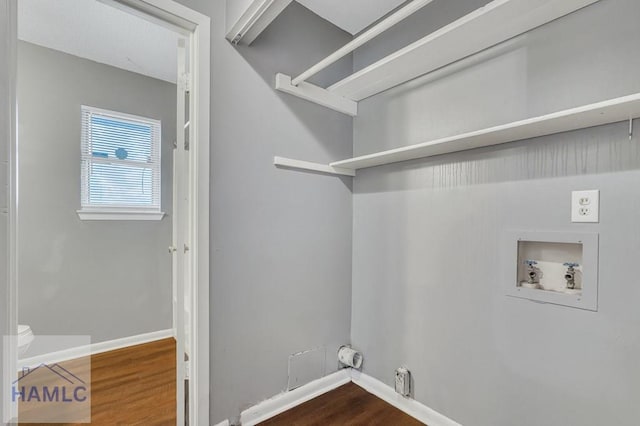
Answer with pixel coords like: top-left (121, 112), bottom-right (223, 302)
top-left (395, 367), bottom-right (411, 397)
top-left (571, 190), bottom-right (599, 223)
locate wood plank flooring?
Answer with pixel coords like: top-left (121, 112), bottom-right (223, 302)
top-left (18, 340), bottom-right (421, 425)
top-left (259, 382), bottom-right (425, 426)
top-left (19, 337), bottom-right (176, 425)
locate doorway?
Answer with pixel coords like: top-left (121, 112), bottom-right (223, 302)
top-left (3, 0), bottom-right (210, 424)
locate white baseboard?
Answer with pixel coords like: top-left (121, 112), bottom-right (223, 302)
top-left (18, 329), bottom-right (174, 368)
top-left (238, 368), bottom-right (461, 426)
top-left (240, 368), bottom-right (352, 426)
top-left (350, 369), bottom-right (462, 426)
top-left (213, 420), bottom-right (230, 426)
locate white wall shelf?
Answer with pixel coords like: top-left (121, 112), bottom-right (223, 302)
top-left (274, 94), bottom-right (640, 175)
top-left (332, 94), bottom-right (640, 170)
top-left (275, 0), bottom-right (600, 114)
top-left (274, 156), bottom-right (356, 177)
top-left (328, 0), bottom-right (599, 102)
top-left (275, 74), bottom-right (357, 116)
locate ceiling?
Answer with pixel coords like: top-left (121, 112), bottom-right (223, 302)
top-left (18, 0), bottom-right (410, 80)
top-left (18, 0), bottom-right (183, 84)
top-left (296, 0), bottom-right (408, 34)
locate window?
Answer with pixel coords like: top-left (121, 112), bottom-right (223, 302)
top-left (78, 106), bottom-right (164, 220)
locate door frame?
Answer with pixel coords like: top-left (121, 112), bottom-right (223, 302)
top-left (2, 0), bottom-right (17, 423)
top-left (3, 0), bottom-right (211, 424)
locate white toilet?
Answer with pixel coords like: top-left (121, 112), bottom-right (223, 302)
top-left (17, 325), bottom-right (34, 357)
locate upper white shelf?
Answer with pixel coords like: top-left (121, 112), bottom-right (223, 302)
top-left (275, 0), bottom-right (601, 113)
top-left (327, 0), bottom-right (600, 102)
top-left (330, 94), bottom-right (640, 170)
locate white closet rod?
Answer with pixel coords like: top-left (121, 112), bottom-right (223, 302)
top-left (291, 0), bottom-right (434, 86)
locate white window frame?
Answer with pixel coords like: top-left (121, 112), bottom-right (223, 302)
top-left (77, 105), bottom-right (165, 221)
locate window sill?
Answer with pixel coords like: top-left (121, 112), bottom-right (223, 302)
top-left (77, 210), bottom-right (166, 221)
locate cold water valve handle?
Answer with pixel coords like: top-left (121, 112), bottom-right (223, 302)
top-left (524, 260), bottom-right (539, 284)
top-left (563, 262), bottom-right (579, 289)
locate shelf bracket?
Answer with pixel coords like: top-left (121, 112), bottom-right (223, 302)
top-left (275, 74), bottom-right (358, 117)
top-left (274, 156), bottom-right (356, 177)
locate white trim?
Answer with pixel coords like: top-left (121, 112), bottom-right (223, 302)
top-left (274, 156), bottom-right (356, 177)
top-left (240, 369), bottom-right (352, 426)
top-left (350, 370), bottom-right (462, 426)
top-left (77, 210), bottom-right (166, 221)
top-left (213, 421), bottom-right (230, 426)
top-left (81, 105), bottom-right (163, 126)
top-left (115, 0), bottom-right (203, 28)
top-left (189, 13), bottom-right (211, 426)
top-left (3, 0), bottom-right (18, 422)
top-left (18, 329), bottom-right (174, 368)
top-left (174, 33), bottom-right (189, 426)
top-left (239, 368), bottom-right (462, 426)
top-left (275, 73), bottom-right (358, 117)
top-left (226, 0), bottom-right (293, 45)
top-left (97, 0), bottom-right (194, 36)
top-left (112, 2), bottom-right (211, 425)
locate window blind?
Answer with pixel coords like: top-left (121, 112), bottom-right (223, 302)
top-left (80, 106), bottom-right (162, 212)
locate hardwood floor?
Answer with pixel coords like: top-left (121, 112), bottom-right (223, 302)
top-left (259, 382), bottom-right (425, 426)
top-left (19, 338), bottom-right (176, 425)
top-left (18, 341), bottom-right (419, 425)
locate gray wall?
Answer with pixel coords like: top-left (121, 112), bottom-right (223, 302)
top-left (0, 1), bottom-right (15, 423)
top-left (16, 42), bottom-right (175, 344)
top-left (175, 1), bottom-right (354, 423)
top-left (0, 1), bottom-right (9, 288)
top-left (351, 1), bottom-right (640, 425)
top-left (225, 0), bottom-right (252, 34)
top-left (0, 1), bottom-right (11, 328)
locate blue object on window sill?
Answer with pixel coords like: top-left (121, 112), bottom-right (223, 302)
top-left (92, 151), bottom-right (108, 158)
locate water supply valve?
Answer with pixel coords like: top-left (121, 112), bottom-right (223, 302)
top-left (563, 262), bottom-right (579, 289)
top-left (523, 260), bottom-right (539, 284)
